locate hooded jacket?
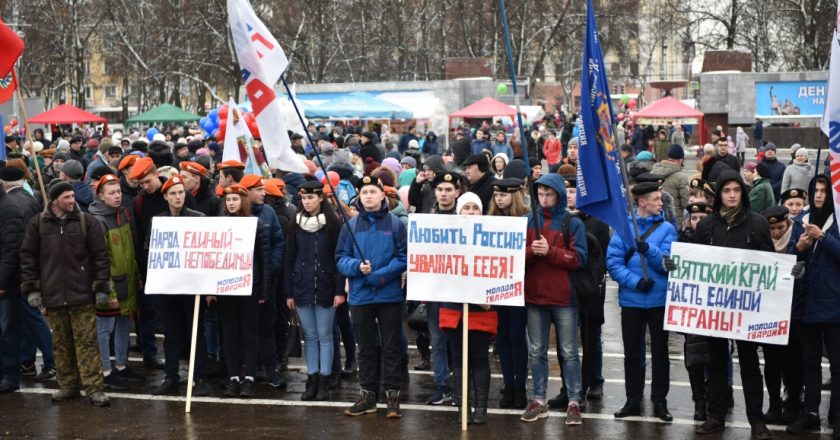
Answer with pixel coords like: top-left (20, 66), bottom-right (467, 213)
top-left (748, 176), bottom-right (775, 214)
top-left (788, 175), bottom-right (840, 323)
top-left (422, 131), bottom-right (441, 156)
top-left (651, 161), bottom-right (690, 223)
top-left (694, 170), bottom-right (773, 252)
top-left (88, 199), bottom-right (139, 316)
top-left (704, 153), bottom-right (741, 185)
top-left (524, 174), bottom-right (587, 307)
top-left (408, 155), bottom-right (447, 214)
top-left (336, 200), bottom-right (407, 306)
top-left (491, 139), bottom-right (514, 161)
top-left (71, 179), bottom-right (94, 212)
top-left (759, 155), bottom-right (786, 200)
top-left (781, 161), bottom-right (814, 194)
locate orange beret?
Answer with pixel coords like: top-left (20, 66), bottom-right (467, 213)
top-left (264, 182), bottom-right (284, 197)
top-left (179, 161), bottom-right (208, 177)
top-left (240, 174), bottom-right (263, 189)
top-left (128, 157), bottom-right (156, 180)
top-left (265, 178), bottom-right (286, 190)
top-left (216, 160), bottom-right (246, 171)
top-left (222, 184), bottom-right (249, 197)
top-left (161, 175), bottom-right (185, 194)
top-left (94, 174), bottom-right (120, 194)
top-left (118, 155), bottom-right (139, 171)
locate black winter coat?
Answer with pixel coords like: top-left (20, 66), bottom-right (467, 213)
top-left (251, 220), bottom-right (272, 300)
top-left (284, 218), bottom-right (345, 308)
top-left (694, 171), bottom-right (773, 253)
top-left (467, 172), bottom-right (497, 215)
top-left (193, 177), bottom-right (222, 217)
top-left (0, 189), bottom-right (27, 297)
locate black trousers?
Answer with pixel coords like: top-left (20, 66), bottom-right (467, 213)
top-left (621, 307), bottom-right (669, 404)
top-left (352, 302), bottom-right (402, 392)
top-left (708, 337), bottom-right (764, 422)
top-left (683, 335), bottom-right (708, 401)
top-left (257, 299), bottom-right (277, 373)
top-left (445, 324), bottom-right (491, 402)
top-left (161, 295), bottom-right (207, 381)
top-left (764, 321), bottom-right (803, 408)
top-left (218, 296), bottom-right (260, 378)
top-left (799, 322), bottom-right (840, 423)
top-left (274, 296), bottom-right (290, 360)
top-left (580, 312), bottom-right (604, 394)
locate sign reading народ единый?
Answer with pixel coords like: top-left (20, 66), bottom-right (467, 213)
top-left (663, 242), bottom-right (796, 345)
top-left (144, 216), bottom-right (257, 296)
top-left (406, 214), bottom-right (526, 306)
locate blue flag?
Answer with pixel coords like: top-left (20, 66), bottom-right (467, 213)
top-left (0, 115), bottom-right (5, 162)
top-left (575, 0), bottom-right (634, 246)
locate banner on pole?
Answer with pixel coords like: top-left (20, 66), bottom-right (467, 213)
top-left (820, 0), bottom-right (840, 224)
top-left (406, 214), bottom-right (526, 306)
top-left (663, 242), bottom-right (796, 345)
top-left (145, 217), bottom-right (257, 296)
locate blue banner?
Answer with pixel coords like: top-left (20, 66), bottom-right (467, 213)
top-left (0, 115), bottom-right (5, 162)
top-left (575, 0), bottom-right (635, 246)
top-left (755, 81), bottom-right (827, 117)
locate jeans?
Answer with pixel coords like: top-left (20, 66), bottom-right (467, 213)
top-left (352, 302), bottom-right (402, 392)
top-left (800, 322), bottom-right (840, 423)
top-left (527, 304), bottom-right (582, 401)
top-left (426, 302), bottom-right (450, 388)
top-left (620, 307), bottom-right (670, 404)
top-left (19, 296), bottom-right (55, 369)
top-left (496, 305), bottom-right (528, 387)
top-left (134, 288), bottom-right (159, 358)
top-left (96, 315), bottom-right (131, 371)
top-left (0, 296), bottom-right (21, 386)
top-left (297, 304), bottom-right (336, 376)
top-left (708, 337), bottom-right (764, 422)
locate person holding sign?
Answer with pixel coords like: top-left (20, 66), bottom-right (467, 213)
top-left (786, 174), bottom-right (840, 435)
top-left (339, 175), bottom-right (407, 419)
top-left (693, 170), bottom-right (774, 439)
top-left (148, 175), bottom-right (210, 397)
top-left (606, 182), bottom-right (677, 422)
top-left (488, 177), bottom-right (530, 409)
top-left (284, 181), bottom-right (346, 401)
top-left (520, 174), bottom-right (586, 425)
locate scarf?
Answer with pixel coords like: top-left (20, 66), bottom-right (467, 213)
top-left (773, 221), bottom-right (793, 253)
top-left (296, 213), bottom-right (326, 233)
top-left (720, 206), bottom-right (743, 225)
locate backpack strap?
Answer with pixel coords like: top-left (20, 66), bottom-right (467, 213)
top-left (624, 221), bottom-right (663, 264)
top-left (390, 214), bottom-right (401, 258)
top-left (79, 210), bottom-right (87, 243)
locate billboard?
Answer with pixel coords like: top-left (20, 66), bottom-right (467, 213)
top-left (755, 81), bottom-right (827, 117)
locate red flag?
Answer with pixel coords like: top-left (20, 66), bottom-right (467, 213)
top-left (0, 70), bottom-right (16, 105)
top-left (0, 19), bottom-right (24, 77)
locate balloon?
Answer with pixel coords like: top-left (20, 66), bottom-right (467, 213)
top-left (9, 117), bottom-right (18, 127)
top-left (628, 99), bottom-right (637, 110)
top-left (208, 109), bottom-right (220, 124)
top-left (219, 104), bottom-right (230, 119)
top-left (497, 83), bottom-right (508, 95)
top-left (322, 171), bottom-right (340, 188)
top-left (199, 117), bottom-right (209, 130)
top-left (616, 113), bottom-right (625, 122)
top-left (3, 125), bottom-right (9, 134)
top-left (619, 95), bottom-right (629, 105)
top-left (214, 129), bottom-right (224, 142)
top-left (146, 127), bottom-right (159, 141)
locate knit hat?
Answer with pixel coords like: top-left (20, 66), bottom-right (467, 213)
top-left (381, 157), bottom-right (402, 178)
top-left (764, 142), bottom-right (777, 152)
top-left (53, 151), bottom-right (70, 163)
top-left (48, 180), bottom-right (73, 201)
top-left (400, 156), bottom-right (417, 169)
top-left (363, 157), bottom-right (380, 175)
top-left (667, 144), bottom-right (685, 160)
top-left (456, 192), bottom-right (483, 214)
top-left (503, 159), bottom-right (527, 180)
top-left (755, 161), bottom-right (772, 179)
top-left (743, 161), bottom-right (757, 172)
top-left (635, 151), bottom-right (654, 161)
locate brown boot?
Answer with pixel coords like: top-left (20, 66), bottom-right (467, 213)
top-left (386, 389), bottom-right (402, 418)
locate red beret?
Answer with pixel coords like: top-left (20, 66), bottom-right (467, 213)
top-left (222, 184), bottom-right (249, 197)
top-left (94, 174), bottom-right (119, 194)
top-left (216, 160), bottom-right (246, 171)
top-left (179, 161), bottom-right (208, 177)
top-left (128, 157), bottom-right (156, 180)
top-left (240, 174), bottom-right (263, 189)
top-left (118, 155), bottom-right (138, 171)
top-left (161, 175), bottom-right (185, 194)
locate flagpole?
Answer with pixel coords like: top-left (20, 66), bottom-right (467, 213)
top-left (13, 68), bottom-right (48, 206)
top-left (498, 0), bottom-right (542, 234)
top-left (279, 76), bottom-right (366, 261)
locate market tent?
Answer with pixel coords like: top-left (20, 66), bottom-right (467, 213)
top-left (126, 103), bottom-right (201, 124)
top-left (632, 96), bottom-right (704, 126)
top-left (449, 97), bottom-right (517, 119)
top-left (29, 104), bottom-right (107, 124)
top-left (304, 91), bottom-right (413, 119)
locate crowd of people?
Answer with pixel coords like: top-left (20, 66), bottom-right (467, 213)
top-left (0, 116), bottom-right (837, 439)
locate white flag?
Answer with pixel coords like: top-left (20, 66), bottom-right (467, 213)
top-left (222, 99), bottom-right (265, 176)
top-left (227, 0), bottom-right (307, 174)
top-left (820, 0), bottom-right (840, 223)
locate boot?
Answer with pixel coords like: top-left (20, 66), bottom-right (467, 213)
top-left (499, 384), bottom-right (515, 408)
top-left (413, 355), bottom-right (431, 371)
top-left (301, 374), bottom-right (318, 401)
top-left (694, 399), bottom-right (707, 421)
top-left (472, 368), bottom-right (490, 425)
top-left (727, 385), bottom-right (735, 409)
top-left (386, 389), bottom-right (402, 418)
top-left (88, 391), bottom-right (110, 407)
top-left (452, 367), bottom-right (464, 409)
top-left (513, 385), bottom-right (528, 409)
top-left (329, 372), bottom-right (341, 389)
top-left (400, 356), bottom-right (410, 383)
top-left (316, 374), bottom-right (331, 401)
top-left (764, 399), bottom-right (782, 424)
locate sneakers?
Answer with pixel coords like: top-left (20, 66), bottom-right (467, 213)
top-left (386, 389), bottom-right (402, 418)
top-left (239, 379), bottom-right (255, 398)
top-left (51, 388), bottom-right (82, 402)
top-left (520, 400), bottom-right (549, 422)
top-left (88, 391), bottom-right (110, 407)
top-left (20, 363), bottom-right (36, 377)
top-left (104, 373), bottom-right (130, 391)
top-left (345, 389), bottom-right (378, 416)
top-left (269, 372), bottom-right (287, 389)
top-left (33, 367), bottom-right (56, 382)
top-left (427, 386), bottom-right (452, 405)
top-left (223, 379), bottom-right (241, 398)
top-left (193, 380), bottom-right (209, 397)
top-left (413, 356), bottom-right (431, 371)
top-left (114, 366), bottom-right (145, 383)
top-left (787, 411), bottom-right (821, 434)
top-left (566, 401), bottom-right (582, 425)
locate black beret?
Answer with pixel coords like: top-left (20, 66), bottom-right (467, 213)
top-left (493, 177), bottom-right (522, 193)
top-left (298, 180), bottom-right (325, 194)
top-left (690, 178), bottom-right (715, 196)
top-left (631, 182), bottom-right (661, 197)
top-left (686, 202), bottom-right (712, 215)
top-left (462, 153), bottom-right (490, 172)
top-left (562, 175), bottom-right (577, 189)
top-left (0, 166), bottom-right (25, 181)
top-left (432, 172), bottom-right (460, 188)
top-left (291, 133), bottom-right (304, 140)
top-left (781, 188), bottom-right (807, 201)
top-left (355, 175), bottom-right (383, 192)
top-left (107, 146), bottom-right (123, 156)
top-left (762, 206), bottom-right (789, 224)
top-left (635, 172), bottom-right (665, 184)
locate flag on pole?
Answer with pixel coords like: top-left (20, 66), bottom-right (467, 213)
top-left (0, 70), bottom-right (16, 105)
top-left (0, 18), bottom-right (23, 78)
top-left (820, 0), bottom-right (840, 223)
top-left (0, 115), bottom-right (5, 162)
top-left (575, 0), bottom-right (635, 246)
top-left (222, 99), bottom-right (269, 177)
top-left (227, 0), bottom-right (307, 174)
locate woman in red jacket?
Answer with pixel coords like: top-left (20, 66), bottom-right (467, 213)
top-left (439, 192), bottom-right (498, 425)
top-left (543, 131), bottom-right (562, 167)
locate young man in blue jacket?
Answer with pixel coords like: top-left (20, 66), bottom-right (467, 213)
top-left (607, 182), bottom-right (677, 422)
top-left (338, 175), bottom-right (408, 419)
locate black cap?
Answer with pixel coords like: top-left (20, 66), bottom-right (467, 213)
top-left (298, 180), bottom-right (325, 194)
top-left (107, 146), bottom-right (123, 156)
top-left (493, 177), bottom-right (522, 193)
top-left (781, 188), bottom-right (807, 202)
top-left (0, 166), bottom-right (25, 181)
top-left (562, 174), bottom-right (577, 189)
top-left (503, 159), bottom-right (527, 180)
top-left (686, 202), bottom-right (712, 215)
top-left (529, 157), bottom-right (542, 168)
top-left (432, 172), bottom-right (460, 189)
top-left (355, 175), bottom-right (383, 192)
top-left (48, 180), bottom-right (74, 201)
top-left (762, 205), bottom-right (789, 224)
top-left (70, 136), bottom-right (84, 144)
top-left (635, 172), bottom-right (665, 184)
top-left (462, 154), bottom-right (489, 172)
top-left (690, 178), bottom-right (715, 196)
top-left (631, 182), bottom-right (660, 197)
top-left (667, 144), bottom-right (685, 160)
top-left (291, 133), bottom-right (304, 140)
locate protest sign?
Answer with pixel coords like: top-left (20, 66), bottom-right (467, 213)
top-left (664, 242), bottom-right (796, 345)
top-left (145, 216), bottom-right (258, 296)
top-left (406, 214), bottom-right (526, 306)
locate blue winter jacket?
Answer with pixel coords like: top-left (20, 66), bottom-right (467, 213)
top-left (71, 180), bottom-right (94, 212)
top-left (470, 139), bottom-right (490, 155)
top-left (490, 141), bottom-right (514, 161)
top-left (607, 211), bottom-right (677, 308)
top-left (336, 201), bottom-right (407, 306)
top-left (252, 203), bottom-right (285, 273)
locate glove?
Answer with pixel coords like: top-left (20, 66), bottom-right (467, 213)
top-left (663, 256), bottom-right (677, 272)
top-left (635, 240), bottom-right (650, 255)
top-left (791, 261), bottom-right (806, 280)
top-left (636, 278), bottom-right (654, 293)
top-left (27, 292), bottom-right (42, 309)
top-left (95, 292), bottom-right (110, 306)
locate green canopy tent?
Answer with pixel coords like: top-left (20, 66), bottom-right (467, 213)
top-left (126, 103), bottom-right (201, 124)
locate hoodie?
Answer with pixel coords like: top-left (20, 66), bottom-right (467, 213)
top-left (408, 155), bottom-right (448, 214)
top-left (694, 170), bottom-right (773, 252)
top-left (422, 131), bottom-right (441, 156)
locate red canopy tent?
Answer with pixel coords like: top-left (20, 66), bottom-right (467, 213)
top-left (449, 97), bottom-right (517, 137)
top-left (632, 96), bottom-right (705, 144)
top-left (29, 104), bottom-right (107, 128)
